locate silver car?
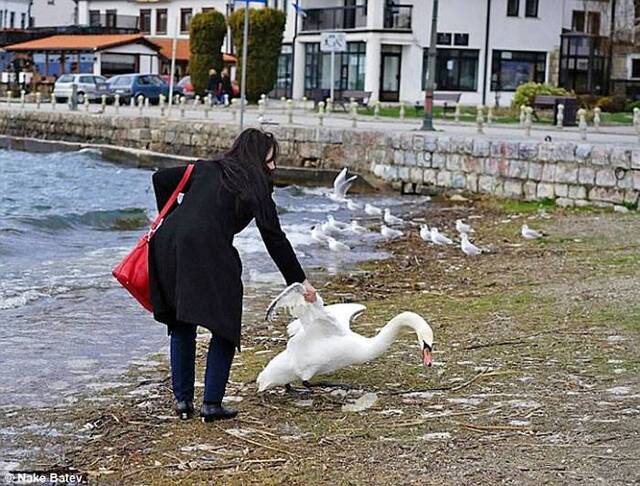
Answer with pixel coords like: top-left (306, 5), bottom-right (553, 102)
top-left (53, 74), bottom-right (110, 103)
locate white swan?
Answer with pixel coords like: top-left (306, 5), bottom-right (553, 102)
top-left (329, 167), bottom-right (357, 202)
top-left (257, 284), bottom-right (434, 392)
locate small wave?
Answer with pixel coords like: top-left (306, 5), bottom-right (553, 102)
top-left (0, 290), bottom-right (46, 310)
top-left (17, 208), bottom-right (150, 232)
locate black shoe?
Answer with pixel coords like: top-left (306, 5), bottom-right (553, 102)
top-left (175, 400), bottom-right (194, 420)
top-left (200, 402), bottom-right (238, 422)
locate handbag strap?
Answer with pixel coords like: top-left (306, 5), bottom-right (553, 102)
top-left (150, 163), bottom-right (195, 233)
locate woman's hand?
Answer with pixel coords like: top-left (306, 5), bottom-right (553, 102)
top-left (302, 280), bottom-right (317, 303)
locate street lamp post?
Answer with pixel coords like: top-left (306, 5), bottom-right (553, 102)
top-left (421, 0), bottom-right (439, 131)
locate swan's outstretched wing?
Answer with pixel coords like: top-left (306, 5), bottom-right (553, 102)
top-left (266, 283), bottom-right (346, 338)
top-left (324, 303), bottom-right (366, 333)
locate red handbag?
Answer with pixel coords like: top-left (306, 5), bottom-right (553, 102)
top-left (112, 164), bottom-right (195, 312)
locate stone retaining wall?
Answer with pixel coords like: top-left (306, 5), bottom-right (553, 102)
top-left (1, 109), bottom-right (638, 209)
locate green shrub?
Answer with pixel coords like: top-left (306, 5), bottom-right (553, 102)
top-left (626, 100), bottom-right (640, 112)
top-left (595, 95), bottom-right (627, 113)
top-left (228, 8), bottom-right (286, 102)
top-left (512, 82), bottom-right (570, 109)
top-left (189, 10), bottom-right (227, 96)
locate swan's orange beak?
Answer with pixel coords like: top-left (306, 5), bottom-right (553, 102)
top-left (422, 347), bottom-right (433, 368)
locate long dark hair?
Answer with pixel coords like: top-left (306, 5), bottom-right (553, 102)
top-left (215, 128), bottom-right (279, 216)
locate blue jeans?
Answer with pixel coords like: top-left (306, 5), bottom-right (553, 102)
top-left (169, 322), bottom-right (236, 404)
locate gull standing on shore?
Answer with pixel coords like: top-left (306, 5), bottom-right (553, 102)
top-left (384, 209), bottom-right (404, 226)
top-left (380, 225), bottom-right (403, 240)
top-left (521, 224), bottom-right (543, 239)
top-left (311, 225), bottom-right (329, 244)
top-left (346, 199), bottom-right (362, 211)
top-left (329, 167), bottom-right (358, 202)
top-left (455, 219), bottom-right (474, 234)
top-left (419, 224), bottom-right (431, 242)
top-left (460, 233), bottom-right (482, 256)
top-left (430, 228), bottom-right (453, 246)
top-left (349, 220), bottom-right (368, 234)
top-left (364, 203), bottom-right (383, 216)
top-left (326, 236), bottom-right (350, 252)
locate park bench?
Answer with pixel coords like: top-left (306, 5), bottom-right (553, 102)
top-left (532, 95), bottom-right (577, 125)
top-left (335, 90), bottom-right (372, 111)
top-left (414, 92), bottom-right (462, 116)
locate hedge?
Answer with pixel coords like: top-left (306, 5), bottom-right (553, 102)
top-left (189, 10), bottom-right (227, 96)
top-left (512, 82), bottom-right (570, 109)
top-left (228, 8), bottom-right (286, 101)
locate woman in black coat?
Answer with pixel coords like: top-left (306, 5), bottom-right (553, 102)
top-left (149, 129), bottom-right (316, 422)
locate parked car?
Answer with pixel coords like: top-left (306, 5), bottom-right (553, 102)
top-left (107, 74), bottom-right (183, 105)
top-left (53, 74), bottom-right (110, 103)
top-left (177, 76), bottom-right (195, 98)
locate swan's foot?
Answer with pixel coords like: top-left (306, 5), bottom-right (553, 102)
top-left (285, 383), bottom-right (311, 395)
top-left (302, 380), bottom-right (352, 390)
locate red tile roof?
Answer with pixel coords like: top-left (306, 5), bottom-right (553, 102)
top-left (5, 34), bottom-right (154, 51)
top-left (148, 37), bottom-right (236, 63)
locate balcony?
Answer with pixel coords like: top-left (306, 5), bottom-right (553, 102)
top-left (384, 4), bottom-right (412, 30)
top-left (88, 13), bottom-right (140, 30)
top-left (301, 6), bottom-right (367, 32)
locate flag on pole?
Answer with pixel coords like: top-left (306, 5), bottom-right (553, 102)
top-left (292, 1), bottom-right (307, 17)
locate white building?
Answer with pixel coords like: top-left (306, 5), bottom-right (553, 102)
top-left (31, 0), bottom-right (78, 27)
top-left (285, 0), bottom-right (566, 105)
top-left (0, 0), bottom-right (32, 29)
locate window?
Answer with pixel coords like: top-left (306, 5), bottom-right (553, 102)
top-left (525, 0), bottom-right (538, 17)
top-left (273, 44), bottom-right (292, 98)
top-left (304, 42), bottom-right (366, 93)
top-left (454, 33), bottom-right (469, 46)
top-left (422, 48), bottom-right (479, 91)
top-left (105, 10), bottom-right (117, 28)
top-left (89, 10), bottom-right (100, 26)
top-left (47, 0), bottom-right (54, 4)
top-left (507, 0), bottom-right (519, 17)
top-left (156, 9), bottom-right (167, 34)
top-left (139, 9), bottom-right (151, 34)
top-left (491, 50), bottom-right (546, 91)
top-left (437, 33), bottom-right (452, 45)
top-left (201, 7), bottom-right (216, 13)
top-left (58, 74), bottom-right (74, 83)
top-left (630, 58), bottom-right (640, 79)
top-left (180, 8), bottom-right (192, 33)
top-left (572, 11), bottom-right (600, 34)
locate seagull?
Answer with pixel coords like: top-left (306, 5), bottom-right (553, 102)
top-left (380, 225), bottom-right (403, 240)
top-left (364, 203), bottom-right (382, 216)
top-left (349, 220), bottom-right (368, 234)
top-left (460, 233), bottom-right (482, 256)
top-left (311, 225), bottom-right (329, 244)
top-left (521, 224), bottom-right (543, 240)
top-left (455, 219), bottom-right (474, 234)
top-left (323, 215), bottom-right (350, 235)
top-left (383, 208), bottom-right (404, 226)
top-left (430, 228), bottom-right (453, 246)
top-left (419, 224), bottom-right (431, 242)
top-left (346, 199), bottom-right (362, 211)
top-left (329, 167), bottom-right (358, 202)
top-left (326, 236), bottom-right (350, 252)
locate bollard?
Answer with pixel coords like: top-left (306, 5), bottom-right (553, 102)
top-left (280, 96), bottom-right (286, 113)
top-left (318, 101), bottom-right (325, 126)
top-left (194, 95), bottom-right (200, 110)
top-left (524, 106), bottom-right (533, 137)
top-left (487, 106), bottom-right (494, 125)
top-left (325, 97), bottom-right (333, 114)
top-left (578, 108), bottom-right (588, 141)
top-left (180, 96), bottom-right (186, 118)
top-left (231, 98), bottom-right (237, 120)
top-left (206, 93), bottom-right (212, 107)
top-left (258, 98), bottom-right (265, 118)
top-left (224, 93), bottom-right (230, 107)
top-left (204, 96), bottom-right (210, 118)
top-left (84, 95), bottom-right (90, 112)
top-left (20, 90), bottom-right (25, 109)
top-left (634, 108), bottom-right (640, 141)
top-left (100, 94), bottom-right (107, 113)
top-left (114, 94), bottom-right (120, 114)
top-left (6, 90), bottom-right (12, 107)
top-left (51, 94), bottom-right (56, 111)
top-left (350, 100), bottom-right (358, 128)
top-left (556, 103), bottom-right (564, 129)
top-left (260, 94), bottom-right (267, 112)
top-left (374, 100), bottom-right (380, 120)
top-left (286, 99), bottom-right (293, 124)
top-left (454, 102), bottom-right (461, 123)
top-left (520, 105), bottom-right (527, 127)
top-left (476, 105), bottom-right (485, 134)
top-left (159, 94), bottom-right (166, 116)
top-left (399, 100), bottom-right (405, 120)
top-left (36, 92), bottom-right (41, 110)
top-left (144, 97), bottom-right (150, 109)
top-left (593, 107), bottom-right (601, 131)
top-left (130, 96), bottom-right (135, 108)
top-left (302, 96), bottom-right (309, 112)
top-left (137, 95), bottom-right (144, 115)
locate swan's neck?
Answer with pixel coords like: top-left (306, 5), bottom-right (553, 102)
top-left (364, 313), bottom-right (419, 362)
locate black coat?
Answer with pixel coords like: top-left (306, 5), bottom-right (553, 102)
top-left (148, 160), bottom-right (306, 349)
top-left (207, 73), bottom-right (220, 93)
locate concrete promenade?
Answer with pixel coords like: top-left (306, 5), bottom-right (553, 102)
top-left (1, 101), bottom-right (639, 146)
